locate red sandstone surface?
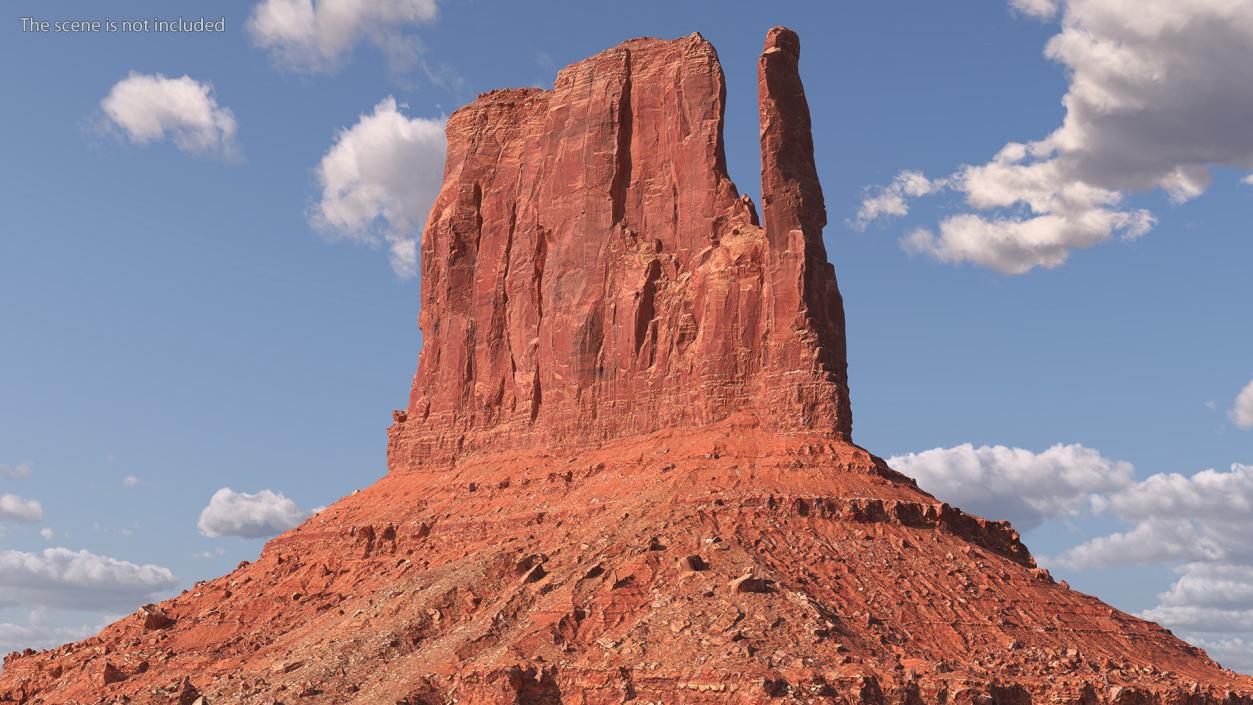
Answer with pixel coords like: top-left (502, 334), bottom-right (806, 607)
top-left (389, 27), bottom-right (850, 468)
top-left (3, 27), bottom-right (1251, 705)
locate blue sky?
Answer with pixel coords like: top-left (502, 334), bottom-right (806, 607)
top-left (2, 0), bottom-right (1252, 672)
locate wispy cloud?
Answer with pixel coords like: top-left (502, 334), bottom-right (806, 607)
top-left (0, 463), bottom-right (32, 480)
top-left (851, 171), bottom-right (947, 230)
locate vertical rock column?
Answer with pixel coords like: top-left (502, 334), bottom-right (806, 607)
top-left (758, 27), bottom-right (852, 438)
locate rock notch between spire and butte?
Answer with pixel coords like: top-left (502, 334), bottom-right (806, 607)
top-left (3, 26), bottom-right (1252, 705)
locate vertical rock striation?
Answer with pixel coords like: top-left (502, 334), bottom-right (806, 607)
top-left (389, 29), bottom-right (852, 469)
top-left (758, 27), bottom-right (852, 436)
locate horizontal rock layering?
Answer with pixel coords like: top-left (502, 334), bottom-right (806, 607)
top-left (389, 28), bottom-right (851, 469)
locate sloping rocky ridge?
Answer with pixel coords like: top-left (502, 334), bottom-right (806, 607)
top-left (2, 424), bottom-right (1250, 704)
top-left (3, 28), bottom-right (1252, 705)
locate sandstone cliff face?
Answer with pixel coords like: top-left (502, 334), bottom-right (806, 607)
top-left (388, 28), bottom-right (851, 469)
top-left (3, 28), bottom-right (1252, 705)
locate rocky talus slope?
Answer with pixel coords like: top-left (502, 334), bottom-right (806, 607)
top-left (3, 28), bottom-right (1251, 705)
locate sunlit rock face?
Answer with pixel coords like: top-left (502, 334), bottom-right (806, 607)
top-left (389, 28), bottom-right (851, 470)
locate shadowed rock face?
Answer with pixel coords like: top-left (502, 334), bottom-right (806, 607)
top-left (388, 28), bottom-right (851, 469)
top-left (4, 28), bottom-right (1253, 705)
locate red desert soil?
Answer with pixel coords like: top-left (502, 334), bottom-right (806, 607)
top-left (4, 27), bottom-right (1252, 705)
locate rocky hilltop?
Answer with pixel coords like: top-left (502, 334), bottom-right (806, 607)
top-left (3, 28), bottom-right (1252, 705)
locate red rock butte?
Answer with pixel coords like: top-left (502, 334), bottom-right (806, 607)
top-left (389, 27), bottom-right (850, 469)
top-left (3, 28), bottom-right (1252, 705)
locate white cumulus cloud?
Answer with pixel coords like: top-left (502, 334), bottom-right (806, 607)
top-left (312, 96), bottom-right (446, 277)
top-left (1156, 563), bottom-right (1253, 612)
top-left (100, 72), bottom-right (239, 160)
top-left (0, 548), bottom-right (178, 612)
top-left (1100, 463), bottom-right (1253, 523)
top-left (860, 0), bottom-right (1253, 273)
top-left (1231, 378), bottom-right (1253, 429)
top-left (0, 495), bottom-right (43, 524)
top-left (248, 0), bottom-right (438, 73)
top-left (887, 442), bottom-right (1132, 530)
top-left (1058, 520), bottom-right (1223, 569)
top-left (1059, 463), bottom-right (1253, 568)
top-left (197, 487), bottom-right (309, 539)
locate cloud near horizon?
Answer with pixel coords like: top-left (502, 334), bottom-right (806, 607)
top-left (100, 72), bottom-right (240, 160)
top-left (312, 96), bottom-right (446, 278)
top-left (0, 617), bottom-right (96, 657)
top-left (857, 0), bottom-right (1253, 274)
top-left (0, 547), bottom-right (178, 612)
